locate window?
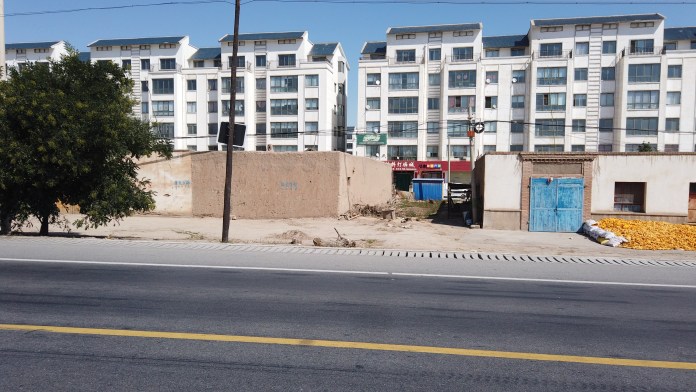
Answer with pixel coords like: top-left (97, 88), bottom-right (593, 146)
top-left (152, 79), bottom-right (174, 94)
top-left (278, 54), bottom-right (296, 67)
top-left (628, 64), bottom-right (660, 83)
top-left (572, 119), bottom-right (586, 132)
top-left (485, 96), bottom-right (498, 109)
top-left (692, 40), bottom-right (696, 50)
top-left (270, 76), bottom-right (298, 92)
top-left (575, 42), bottom-right (589, 55)
top-left (626, 117), bottom-right (658, 136)
top-left (278, 39), bottom-right (296, 45)
top-left (221, 100), bottom-right (244, 116)
top-left (484, 122), bottom-right (497, 133)
top-left (448, 96), bottom-right (476, 113)
top-left (427, 122), bottom-right (439, 134)
top-left (599, 119), bottom-right (614, 133)
top-left (141, 81), bottom-right (149, 92)
top-left (34, 48), bottom-right (49, 53)
top-left (483, 145), bottom-right (497, 153)
top-left (395, 33), bottom-right (416, 40)
top-left (450, 145), bottom-right (469, 159)
top-left (121, 60), bottom-right (131, 70)
top-left (305, 98), bottom-right (319, 111)
top-left (630, 22), bottom-right (654, 28)
top-left (256, 55), bottom-right (266, 67)
top-left (535, 145), bottom-right (564, 152)
top-left (668, 65), bottom-right (682, 78)
top-left (187, 79), bottom-right (197, 91)
top-left (305, 122), bottom-right (319, 134)
top-left (256, 123), bottom-right (267, 135)
top-left (571, 145), bottom-right (585, 152)
top-left (428, 98), bottom-right (440, 110)
top-left (510, 144), bottom-right (524, 151)
top-left (452, 47), bottom-right (474, 61)
top-left (388, 146), bottom-right (418, 160)
top-left (453, 30), bottom-right (473, 37)
top-left (160, 58), bottom-right (176, 70)
top-left (428, 73), bottom-right (441, 86)
top-left (221, 77), bottom-right (244, 94)
top-left (256, 78), bottom-right (266, 90)
top-left (208, 101), bottom-right (218, 113)
top-left (485, 71), bottom-right (498, 84)
top-left (366, 121), bottom-right (381, 134)
top-left (208, 79), bottom-right (217, 91)
top-left (539, 43), bottom-right (563, 57)
top-left (576, 24), bottom-right (590, 31)
top-left (141, 102), bottom-right (149, 114)
top-left (511, 48), bottom-right (526, 57)
top-left (602, 41), bottom-right (617, 54)
top-left (396, 49), bottom-right (416, 63)
top-left (96, 46), bottom-right (111, 51)
top-left (141, 59), bottom-right (151, 71)
top-left (366, 73), bottom-right (381, 86)
top-left (152, 101), bottom-right (174, 116)
top-left (429, 48), bottom-right (441, 61)
top-left (512, 70), bottom-right (525, 83)
top-left (256, 101), bottom-right (266, 113)
top-left (214, 59), bottom-right (221, 68)
top-left (270, 99), bottom-right (298, 115)
top-left (630, 39), bottom-right (655, 54)
top-left (601, 67), bottom-right (615, 81)
top-left (511, 121), bottom-right (524, 133)
top-left (664, 42), bottom-right (677, 51)
top-left (273, 145), bottom-right (298, 152)
top-left (666, 118), bottom-right (680, 132)
top-left (428, 32), bottom-right (442, 39)
top-left (667, 92), bottom-right (681, 105)
top-left (186, 102), bottom-right (197, 114)
top-left (448, 70), bottom-right (476, 88)
top-left (207, 123), bottom-right (218, 136)
top-left (305, 74), bottom-right (319, 87)
top-left (426, 146), bottom-right (439, 158)
top-left (159, 43), bottom-right (176, 49)
top-left (614, 182), bottom-right (645, 212)
top-left (511, 95), bottom-right (525, 109)
top-left (388, 73), bottom-right (419, 90)
top-left (388, 122), bottom-right (418, 138)
top-left (540, 26), bottom-right (563, 33)
top-left (598, 144), bottom-right (613, 152)
top-left (388, 97), bottom-right (418, 114)
top-left (187, 124), bottom-right (197, 135)
top-left (627, 91), bottom-right (659, 109)
top-left (366, 98), bottom-right (380, 110)
top-left (536, 93), bottom-right (566, 111)
top-left (603, 23), bottom-right (618, 30)
top-left (155, 123), bottom-right (174, 139)
top-left (625, 143), bottom-right (656, 152)
top-left (365, 145), bottom-right (380, 157)
top-left (270, 122), bottom-right (298, 139)
top-left (573, 94), bottom-right (587, 107)
top-left (447, 121), bottom-right (469, 137)
top-left (574, 68), bottom-right (588, 81)
top-left (535, 119), bottom-right (565, 137)
top-left (664, 144), bottom-right (679, 152)
top-left (193, 60), bottom-right (205, 68)
top-left (600, 93), bottom-right (614, 107)
top-left (537, 67), bottom-right (567, 85)
top-left (485, 49), bottom-right (500, 58)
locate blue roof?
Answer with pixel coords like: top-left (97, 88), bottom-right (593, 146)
top-left (6, 41), bottom-right (60, 50)
top-left (88, 36), bottom-right (185, 47)
top-left (309, 43), bottom-right (338, 56)
top-left (78, 52), bottom-right (91, 62)
top-left (388, 23), bottom-right (481, 35)
top-left (665, 27), bottom-right (696, 40)
top-left (533, 14), bottom-right (663, 26)
top-left (191, 47), bottom-right (221, 60)
top-left (483, 35), bottom-right (529, 48)
top-left (361, 41), bottom-right (387, 55)
top-left (220, 32), bottom-right (305, 42)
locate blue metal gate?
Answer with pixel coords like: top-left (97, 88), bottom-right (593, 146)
top-left (529, 178), bottom-right (584, 232)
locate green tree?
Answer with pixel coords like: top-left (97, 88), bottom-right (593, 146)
top-left (0, 51), bottom-right (172, 235)
top-left (637, 142), bottom-right (655, 152)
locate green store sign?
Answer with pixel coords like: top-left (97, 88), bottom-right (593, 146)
top-left (357, 134), bottom-right (387, 145)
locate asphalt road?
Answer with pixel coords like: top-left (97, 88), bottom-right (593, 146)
top-left (1, 238), bottom-right (695, 391)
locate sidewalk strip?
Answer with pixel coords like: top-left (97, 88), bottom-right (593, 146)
top-left (1, 324), bottom-right (694, 371)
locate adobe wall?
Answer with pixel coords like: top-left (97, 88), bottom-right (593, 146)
top-left (138, 151), bottom-right (194, 215)
top-left (337, 154), bottom-right (393, 213)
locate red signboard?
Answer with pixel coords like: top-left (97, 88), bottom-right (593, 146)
top-left (386, 160), bottom-right (471, 173)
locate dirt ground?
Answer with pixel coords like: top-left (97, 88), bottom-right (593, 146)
top-left (10, 207), bottom-right (695, 262)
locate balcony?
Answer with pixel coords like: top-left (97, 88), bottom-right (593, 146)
top-left (533, 50), bottom-right (572, 60)
top-left (445, 54), bottom-right (480, 63)
top-left (623, 46), bottom-right (664, 57)
top-left (387, 56), bottom-right (424, 66)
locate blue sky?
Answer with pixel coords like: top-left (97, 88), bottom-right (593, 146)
top-left (4, 1), bottom-right (696, 126)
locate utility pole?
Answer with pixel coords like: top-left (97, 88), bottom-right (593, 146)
top-left (0, 0), bottom-right (6, 80)
top-left (467, 106), bottom-right (477, 225)
top-left (221, 0), bottom-right (241, 243)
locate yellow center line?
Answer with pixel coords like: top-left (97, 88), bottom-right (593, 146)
top-left (1, 323), bottom-right (694, 371)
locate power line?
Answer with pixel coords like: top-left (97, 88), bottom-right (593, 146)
top-left (1, 1), bottom-right (232, 18)
top-left (244, 0), bottom-right (696, 4)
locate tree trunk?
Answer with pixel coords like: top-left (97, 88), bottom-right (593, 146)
top-left (39, 215), bottom-right (49, 236)
top-left (0, 214), bottom-right (11, 235)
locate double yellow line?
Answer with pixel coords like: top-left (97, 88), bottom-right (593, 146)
top-left (1, 323), bottom-right (694, 370)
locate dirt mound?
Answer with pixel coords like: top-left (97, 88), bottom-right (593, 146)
top-left (276, 230), bottom-right (311, 241)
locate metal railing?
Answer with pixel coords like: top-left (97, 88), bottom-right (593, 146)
top-left (623, 46), bottom-right (664, 56)
top-left (445, 54), bottom-right (480, 63)
top-left (533, 50), bottom-right (573, 59)
top-left (387, 56), bottom-right (425, 66)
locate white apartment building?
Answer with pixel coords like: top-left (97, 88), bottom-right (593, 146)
top-left (357, 14), bottom-right (696, 183)
top-left (4, 41), bottom-right (67, 70)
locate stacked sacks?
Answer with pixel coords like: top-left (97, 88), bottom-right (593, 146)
top-left (582, 220), bottom-right (628, 247)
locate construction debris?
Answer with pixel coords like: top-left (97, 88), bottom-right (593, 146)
top-left (313, 228), bottom-right (356, 248)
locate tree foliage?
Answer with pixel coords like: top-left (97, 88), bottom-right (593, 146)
top-left (0, 51), bottom-right (172, 235)
top-left (637, 142), bottom-right (655, 152)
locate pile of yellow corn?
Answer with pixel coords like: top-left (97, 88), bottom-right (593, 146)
top-left (597, 218), bottom-right (696, 251)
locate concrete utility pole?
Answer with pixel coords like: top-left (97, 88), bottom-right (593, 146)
top-left (0, 0), bottom-right (6, 79)
top-left (221, 0), bottom-right (241, 243)
top-left (468, 107), bottom-right (477, 225)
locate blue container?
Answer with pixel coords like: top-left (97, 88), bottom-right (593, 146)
top-left (412, 178), bottom-right (444, 201)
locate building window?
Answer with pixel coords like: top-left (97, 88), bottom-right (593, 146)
top-left (630, 22), bottom-right (654, 28)
top-left (485, 71), bottom-right (498, 84)
top-left (575, 24), bottom-right (590, 31)
top-left (388, 97), bottom-right (419, 114)
top-left (208, 101), bottom-right (218, 113)
top-left (270, 122), bottom-right (298, 139)
top-left (256, 123), bottom-right (267, 135)
top-left (512, 70), bottom-right (525, 83)
top-left (485, 96), bottom-right (498, 109)
top-left (630, 39), bottom-right (655, 54)
top-left (628, 64), bottom-right (660, 83)
top-left (152, 101), bottom-right (175, 116)
top-left (396, 49), bottom-right (416, 63)
top-left (427, 122), bottom-right (439, 134)
top-left (511, 48), bottom-right (526, 57)
top-left (450, 146), bottom-right (469, 159)
top-left (270, 99), bottom-right (298, 115)
top-left (96, 46), bottom-right (111, 51)
top-left (664, 42), bottom-right (677, 51)
top-left (511, 121), bottom-right (524, 133)
top-left (256, 78), bottom-right (266, 90)
top-left (364, 145), bottom-right (379, 157)
top-left (598, 144), bottom-right (613, 152)
top-left (160, 58), bottom-right (176, 70)
top-left (388, 146), bottom-right (417, 160)
top-left (600, 93), bottom-right (614, 107)
top-left (603, 23), bottom-right (618, 30)
top-left (187, 124), bottom-right (197, 135)
top-left (426, 146), bottom-right (439, 158)
top-left (221, 77), bottom-right (244, 94)
top-left (366, 73), bottom-right (381, 86)
top-left (535, 145), bottom-right (564, 152)
top-left (485, 49), bottom-right (500, 58)
top-left (664, 144), bottom-right (679, 152)
top-left (510, 144), bottom-right (524, 151)
top-left (155, 123), bottom-right (174, 139)
top-left (452, 47), bottom-right (474, 61)
top-left (483, 145), bottom-right (497, 153)
top-left (429, 48), bottom-right (441, 61)
top-left (627, 91), bottom-right (659, 109)
top-left (278, 39), bottom-right (296, 44)
top-left (573, 94), bottom-right (587, 107)
top-left (428, 73), bottom-right (441, 86)
top-left (602, 41), bottom-right (617, 54)
top-left (193, 60), bottom-right (205, 68)
top-left (571, 145), bottom-right (585, 152)
top-left (572, 119), bottom-right (586, 132)
top-left (599, 118), bottom-right (614, 133)
top-left (274, 146), bottom-right (299, 152)
top-left (305, 122), bottom-right (319, 134)
top-left (152, 78), bottom-right (174, 94)
top-left (666, 92), bottom-right (681, 105)
top-left (256, 101), bottom-right (266, 113)
top-left (668, 65), bottom-right (682, 78)
top-left (366, 98), bottom-right (380, 110)
top-left (256, 55), bottom-right (267, 67)
top-left (484, 121), bottom-right (497, 133)
top-left (305, 98), bottom-right (319, 111)
top-left (141, 81), bottom-right (149, 92)
top-left (536, 93), bottom-right (566, 111)
top-left (141, 59), bottom-right (151, 71)
top-left (388, 122), bottom-right (418, 138)
top-left (511, 95), bottom-right (525, 109)
top-left (121, 60), bottom-right (131, 70)
top-left (535, 119), bottom-right (565, 137)
top-left (448, 70), bottom-right (477, 88)
top-left (626, 117), bottom-right (658, 136)
top-left (214, 59), bottom-right (221, 68)
top-left (208, 79), bottom-right (217, 91)
top-left (428, 32), bottom-right (442, 39)
top-left (666, 118), bottom-right (680, 132)
top-left (575, 42), bottom-right (589, 56)
top-left (574, 68), bottom-right (588, 81)
top-left (428, 98), bottom-right (440, 110)
top-left (366, 121), bottom-right (381, 133)
top-left (453, 30), bottom-right (473, 37)
top-left (278, 54), bottom-right (296, 67)
top-left (208, 123), bottom-right (218, 135)
top-left (388, 73), bottom-right (419, 90)
top-left (187, 79), bottom-right (197, 91)
top-left (537, 67), bottom-right (567, 85)
top-left (447, 121), bottom-right (469, 137)
top-left (186, 102), bottom-right (197, 114)
top-left (141, 102), bottom-right (149, 114)
top-left (614, 182), bottom-right (645, 212)
top-left (159, 43), bottom-right (176, 49)
top-left (395, 33), bottom-right (416, 40)
top-left (601, 67), bottom-right (615, 81)
top-left (540, 26), bottom-right (563, 33)
top-left (270, 76), bottom-right (298, 92)
top-left (448, 96), bottom-right (476, 113)
top-left (539, 43), bottom-right (563, 57)
top-left (305, 74), bottom-right (319, 87)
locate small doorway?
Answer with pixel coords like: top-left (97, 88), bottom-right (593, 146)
top-left (394, 171), bottom-right (415, 192)
top-left (529, 177), bottom-right (584, 232)
top-left (689, 183), bottom-right (696, 223)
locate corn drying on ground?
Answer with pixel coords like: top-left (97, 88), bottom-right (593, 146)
top-left (597, 218), bottom-right (696, 251)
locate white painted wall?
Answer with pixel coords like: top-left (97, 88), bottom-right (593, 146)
top-left (482, 154), bottom-right (522, 210)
